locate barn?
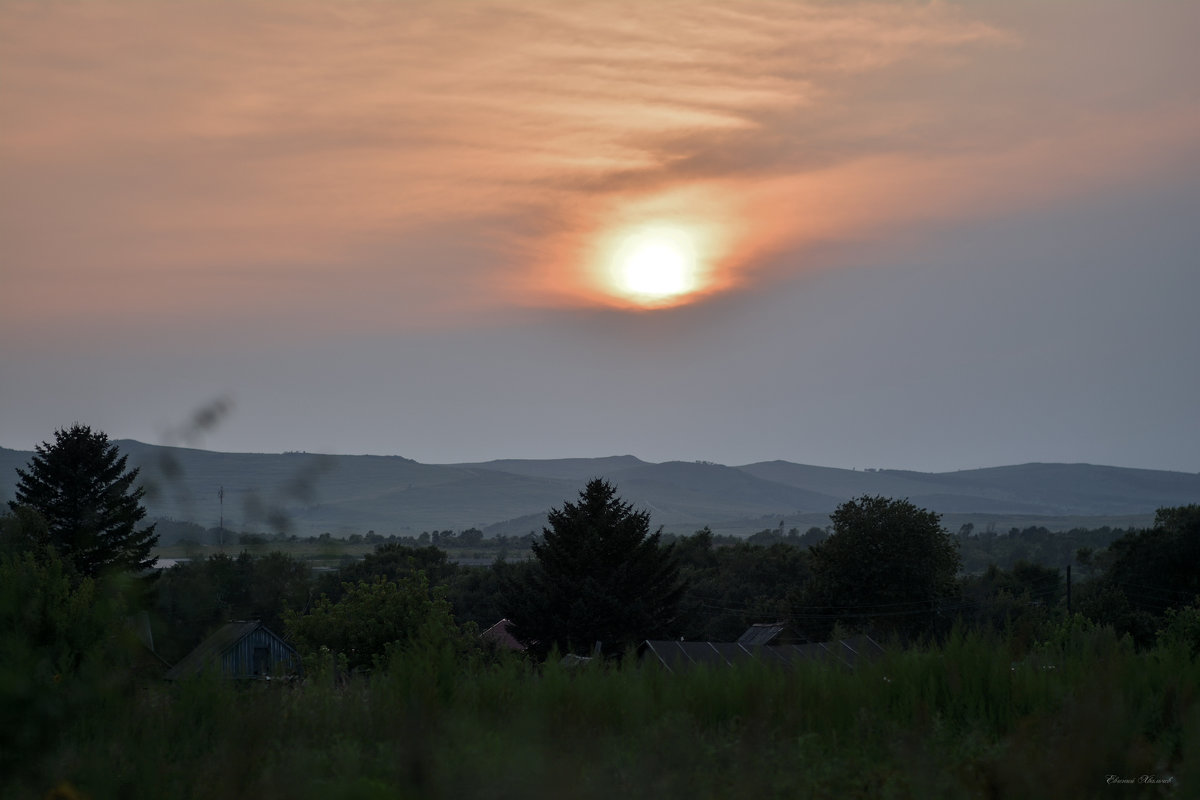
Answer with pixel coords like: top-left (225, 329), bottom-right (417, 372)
top-left (165, 620), bottom-right (300, 681)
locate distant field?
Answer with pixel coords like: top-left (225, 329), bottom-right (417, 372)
top-left (152, 540), bottom-right (529, 567)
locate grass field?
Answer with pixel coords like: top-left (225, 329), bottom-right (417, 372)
top-left (10, 624), bottom-right (1195, 799)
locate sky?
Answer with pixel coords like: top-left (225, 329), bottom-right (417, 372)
top-left (2, 0), bottom-right (1198, 473)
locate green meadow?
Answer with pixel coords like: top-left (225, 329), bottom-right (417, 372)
top-left (9, 624), bottom-right (1195, 800)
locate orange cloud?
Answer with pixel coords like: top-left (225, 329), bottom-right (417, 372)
top-left (1, 1), bottom-right (1196, 337)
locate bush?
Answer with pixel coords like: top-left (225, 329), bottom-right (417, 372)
top-left (0, 547), bottom-right (140, 780)
top-left (285, 572), bottom-right (467, 672)
top-left (1157, 600), bottom-right (1200, 656)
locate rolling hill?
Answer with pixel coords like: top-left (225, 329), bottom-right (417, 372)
top-left (1, 441), bottom-right (1197, 538)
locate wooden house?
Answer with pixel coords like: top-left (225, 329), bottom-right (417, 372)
top-left (165, 620), bottom-right (300, 681)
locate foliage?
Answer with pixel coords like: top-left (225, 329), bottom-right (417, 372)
top-left (0, 505), bottom-right (51, 557)
top-left (315, 542), bottom-right (459, 602)
top-left (1077, 505), bottom-right (1200, 648)
top-left (510, 479), bottom-right (684, 655)
top-left (1156, 600), bottom-right (1200, 656)
top-left (11, 490), bottom-right (1200, 798)
top-left (14, 477), bottom-right (1200, 797)
top-left (0, 545), bottom-right (141, 781)
top-left (9, 424), bottom-right (158, 579)
top-left (6, 625), bottom-right (1200, 799)
top-left (956, 561), bottom-right (1063, 651)
top-left (675, 536), bottom-right (811, 641)
top-left (153, 551), bottom-right (312, 663)
top-left (1154, 504), bottom-right (1200, 535)
top-left (955, 524), bottom-right (1130, 575)
top-left (792, 495), bottom-right (960, 641)
top-left (1108, 506), bottom-right (1200, 609)
top-left (285, 572), bottom-right (463, 671)
top-left (444, 557), bottom-right (536, 628)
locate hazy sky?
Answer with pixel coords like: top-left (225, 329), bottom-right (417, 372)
top-left (3, 0), bottom-right (1198, 472)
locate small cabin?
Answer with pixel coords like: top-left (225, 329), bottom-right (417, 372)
top-left (166, 620), bottom-right (300, 681)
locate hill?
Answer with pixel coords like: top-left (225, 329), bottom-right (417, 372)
top-left (1, 442), bottom-right (1197, 537)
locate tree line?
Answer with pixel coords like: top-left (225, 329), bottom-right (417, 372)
top-left (4, 425), bottom-right (1199, 677)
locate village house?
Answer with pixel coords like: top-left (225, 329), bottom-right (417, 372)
top-left (165, 620), bottom-right (301, 681)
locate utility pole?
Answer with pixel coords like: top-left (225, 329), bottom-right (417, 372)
top-left (218, 486), bottom-right (224, 548)
top-left (1066, 564), bottom-right (1072, 615)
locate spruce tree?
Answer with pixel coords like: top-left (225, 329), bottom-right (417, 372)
top-left (512, 478), bottom-right (683, 656)
top-left (10, 424), bottom-right (158, 578)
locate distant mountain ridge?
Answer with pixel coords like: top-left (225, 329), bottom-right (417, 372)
top-left (1, 441), bottom-right (1196, 537)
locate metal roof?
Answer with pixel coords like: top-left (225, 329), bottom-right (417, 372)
top-left (736, 623), bottom-right (791, 646)
top-left (639, 634), bottom-right (885, 673)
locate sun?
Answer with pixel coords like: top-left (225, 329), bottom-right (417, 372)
top-left (609, 225), bottom-right (698, 304)
top-left (621, 241), bottom-right (689, 296)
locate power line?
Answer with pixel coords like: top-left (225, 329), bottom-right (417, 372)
top-left (696, 586), bottom-right (1064, 620)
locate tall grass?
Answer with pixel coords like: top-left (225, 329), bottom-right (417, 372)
top-left (10, 626), bottom-right (1197, 799)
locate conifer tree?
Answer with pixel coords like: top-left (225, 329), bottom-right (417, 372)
top-left (10, 424), bottom-right (158, 578)
top-left (511, 478), bottom-right (683, 656)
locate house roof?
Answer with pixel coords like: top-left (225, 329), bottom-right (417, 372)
top-left (480, 618), bottom-right (526, 651)
top-left (639, 634), bottom-right (885, 673)
top-left (736, 622), bottom-right (791, 646)
top-left (165, 620), bottom-right (293, 680)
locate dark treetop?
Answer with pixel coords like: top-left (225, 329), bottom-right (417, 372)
top-left (511, 478), bottom-right (684, 656)
top-left (10, 424), bottom-right (157, 578)
top-left (793, 495), bottom-right (960, 640)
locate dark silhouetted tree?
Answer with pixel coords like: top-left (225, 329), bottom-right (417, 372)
top-left (676, 539), bottom-right (811, 642)
top-left (511, 479), bottom-right (683, 656)
top-left (1076, 505), bottom-right (1200, 648)
top-left (9, 425), bottom-right (157, 579)
top-left (790, 495), bottom-right (959, 641)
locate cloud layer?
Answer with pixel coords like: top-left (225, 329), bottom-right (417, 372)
top-left (5, 1), bottom-right (1195, 338)
top-left (3, 1), bottom-right (1199, 473)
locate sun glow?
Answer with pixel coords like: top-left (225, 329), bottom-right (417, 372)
top-left (561, 186), bottom-right (740, 310)
top-left (606, 224), bottom-right (703, 306)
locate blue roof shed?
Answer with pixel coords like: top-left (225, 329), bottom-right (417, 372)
top-left (165, 620), bottom-right (300, 680)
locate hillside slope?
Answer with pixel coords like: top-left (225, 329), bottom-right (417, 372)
top-left (2, 442), bottom-right (1197, 536)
